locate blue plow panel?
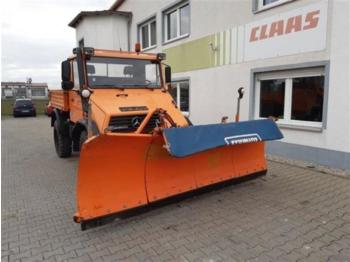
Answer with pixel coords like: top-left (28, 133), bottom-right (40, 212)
top-left (163, 119), bottom-right (283, 157)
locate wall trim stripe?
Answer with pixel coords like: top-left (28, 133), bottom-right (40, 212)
top-left (267, 141), bottom-right (350, 171)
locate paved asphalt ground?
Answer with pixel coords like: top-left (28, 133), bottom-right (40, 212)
top-left (2, 117), bottom-right (350, 262)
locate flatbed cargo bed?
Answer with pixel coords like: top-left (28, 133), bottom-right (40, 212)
top-left (49, 90), bottom-right (70, 112)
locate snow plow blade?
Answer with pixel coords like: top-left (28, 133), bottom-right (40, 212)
top-left (74, 119), bottom-right (283, 228)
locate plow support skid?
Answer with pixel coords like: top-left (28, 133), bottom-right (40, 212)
top-left (75, 119), bottom-right (282, 223)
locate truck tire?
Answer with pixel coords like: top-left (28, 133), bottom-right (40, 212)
top-left (54, 121), bottom-right (72, 158)
top-left (79, 130), bottom-right (87, 151)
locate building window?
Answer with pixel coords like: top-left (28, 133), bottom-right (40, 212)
top-left (263, 0), bottom-right (279, 5)
top-left (163, 2), bottom-right (190, 43)
top-left (255, 67), bottom-right (325, 128)
top-left (138, 18), bottom-right (156, 50)
top-left (2, 88), bottom-right (13, 98)
top-left (254, 0), bottom-right (294, 12)
top-left (31, 88), bottom-right (46, 97)
top-left (291, 76), bottom-right (324, 122)
top-left (170, 79), bottom-right (190, 115)
top-left (259, 79), bottom-right (285, 119)
top-left (4, 86), bottom-right (14, 98)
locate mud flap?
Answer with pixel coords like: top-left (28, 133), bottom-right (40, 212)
top-left (75, 134), bottom-right (153, 222)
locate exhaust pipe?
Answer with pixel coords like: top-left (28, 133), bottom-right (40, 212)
top-left (235, 87), bottom-right (244, 122)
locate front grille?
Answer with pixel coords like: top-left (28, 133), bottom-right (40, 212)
top-left (142, 113), bottom-right (160, 133)
top-left (109, 114), bottom-right (146, 133)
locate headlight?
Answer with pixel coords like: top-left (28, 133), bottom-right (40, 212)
top-left (81, 89), bottom-right (91, 98)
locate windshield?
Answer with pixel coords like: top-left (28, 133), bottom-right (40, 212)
top-left (15, 100), bottom-right (32, 106)
top-left (86, 57), bottom-right (161, 88)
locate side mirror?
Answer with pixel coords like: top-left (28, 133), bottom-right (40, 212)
top-left (86, 65), bottom-right (95, 74)
top-left (165, 65), bottom-right (171, 84)
top-left (123, 65), bottom-right (134, 76)
top-left (62, 81), bottom-right (74, 90)
top-left (61, 60), bottom-right (74, 90)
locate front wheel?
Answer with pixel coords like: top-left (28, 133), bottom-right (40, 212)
top-left (54, 121), bottom-right (72, 158)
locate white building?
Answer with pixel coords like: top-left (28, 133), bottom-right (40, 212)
top-left (69, 0), bottom-right (350, 170)
top-left (1, 80), bottom-right (48, 100)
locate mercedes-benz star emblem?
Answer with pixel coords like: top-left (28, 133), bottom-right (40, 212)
top-left (131, 116), bottom-right (141, 128)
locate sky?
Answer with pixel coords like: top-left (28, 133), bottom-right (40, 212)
top-left (1, 0), bottom-right (115, 89)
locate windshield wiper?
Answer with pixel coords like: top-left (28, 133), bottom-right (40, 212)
top-left (91, 84), bottom-right (116, 86)
top-left (91, 83), bottom-right (159, 88)
top-left (91, 84), bottom-right (125, 88)
top-left (119, 84), bottom-right (153, 87)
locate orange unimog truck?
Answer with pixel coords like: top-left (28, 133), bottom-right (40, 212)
top-left (50, 46), bottom-right (283, 230)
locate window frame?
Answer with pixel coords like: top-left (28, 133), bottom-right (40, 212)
top-left (254, 68), bottom-right (326, 130)
top-left (163, 1), bottom-right (190, 44)
top-left (72, 60), bottom-right (80, 90)
top-left (138, 17), bottom-right (157, 51)
top-left (85, 57), bottom-right (162, 89)
top-left (253, 0), bottom-right (295, 13)
top-left (170, 78), bottom-right (190, 116)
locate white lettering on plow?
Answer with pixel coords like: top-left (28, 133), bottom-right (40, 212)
top-left (224, 134), bottom-right (262, 145)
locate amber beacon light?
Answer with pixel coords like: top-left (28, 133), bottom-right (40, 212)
top-left (135, 43), bottom-right (141, 53)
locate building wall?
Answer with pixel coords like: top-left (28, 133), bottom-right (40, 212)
top-left (119, 0), bottom-right (332, 51)
top-left (75, 15), bottom-right (129, 50)
top-left (326, 0), bottom-right (350, 154)
top-left (94, 0), bottom-right (349, 169)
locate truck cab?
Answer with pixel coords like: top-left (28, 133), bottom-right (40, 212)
top-left (50, 47), bottom-right (188, 157)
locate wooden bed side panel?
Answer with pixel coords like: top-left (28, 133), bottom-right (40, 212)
top-left (50, 90), bottom-right (70, 111)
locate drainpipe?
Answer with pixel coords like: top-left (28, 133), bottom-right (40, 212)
top-left (127, 13), bottom-right (132, 51)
